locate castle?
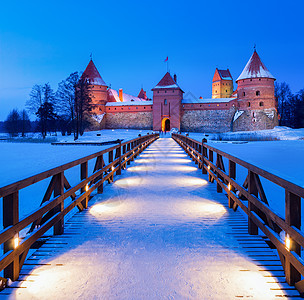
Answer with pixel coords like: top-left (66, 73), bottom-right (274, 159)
top-left (83, 50), bottom-right (279, 133)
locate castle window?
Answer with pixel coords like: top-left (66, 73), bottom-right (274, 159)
top-left (259, 101), bottom-right (264, 107)
top-left (128, 107), bottom-right (130, 110)
top-left (115, 108), bottom-right (116, 110)
top-left (256, 91), bottom-right (260, 96)
top-left (164, 99), bottom-right (167, 105)
top-left (173, 90), bottom-right (175, 93)
top-left (165, 90), bottom-right (167, 93)
top-left (200, 105), bottom-right (202, 107)
top-left (243, 92), bottom-right (246, 96)
top-left (217, 104), bottom-right (219, 107)
top-left (226, 90), bottom-right (227, 92)
top-left (157, 91), bottom-right (159, 93)
top-left (248, 102), bottom-right (251, 107)
top-left (250, 79), bottom-right (252, 81)
top-left (215, 90), bottom-right (217, 93)
top-left (136, 107), bottom-right (138, 109)
top-left (259, 78), bottom-right (261, 81)
top-left (144, 107), bottom-right (146, 109)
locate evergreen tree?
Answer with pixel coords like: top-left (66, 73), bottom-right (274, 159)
top-left (275, 82), bottom-right (293, 126)
top-left (20, 109), bottom-right (31, 137)
top-left (36, 102), bottom-right (57, 138)
top-left (4, 109), bottom-right (21, 137)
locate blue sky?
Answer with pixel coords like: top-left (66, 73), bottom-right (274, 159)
top-left (0, 0), bottom-right (303, 120)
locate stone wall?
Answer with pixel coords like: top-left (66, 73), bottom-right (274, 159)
top-left (181, 108), bottom-right (235, 132)
top-left (232, 108), bottom-right (279, 132)
top-left (105, 112), bottom-right (153, 130)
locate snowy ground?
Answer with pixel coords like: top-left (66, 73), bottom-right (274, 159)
top-left (0, 130), bottom-right (151, 230)
top-left (185, 133), bottom-right (304, 228)
top-left (1, 139), bottom-right (294, 299)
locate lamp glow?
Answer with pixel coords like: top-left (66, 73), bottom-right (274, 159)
top-left (14, 237), bottom-right (19, 248)
top-left (228, 183), bottom-right (231, 191)
top-left (112, 166), bottom-right (114, 171)
top-left (85, 184), bottom-right (89, 192)
top-left (286, 235), bottom-right (291, 250)
top-left (207, 165), bottom-right (211, 170)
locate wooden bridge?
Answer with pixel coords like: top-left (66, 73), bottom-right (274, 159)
top-left (0, 133), bottom-right (303, 299)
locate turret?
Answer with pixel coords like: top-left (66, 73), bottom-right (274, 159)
top-left (212, 68), bottom-right (233, 99)
top-left (236, 50), bottom-right (276, 110)
top-left (152, 72), bottom-right (184, 131)
top-left (82, 60), bottom-right (108, 114)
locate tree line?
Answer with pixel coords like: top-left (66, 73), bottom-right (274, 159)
top-left (275, 82), bottom-right (304, 128)
top-left (4, 72), bottom-right (92, 140)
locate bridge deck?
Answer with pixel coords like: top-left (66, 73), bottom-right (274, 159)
top-left (0, 138), bottom-right (300, 299)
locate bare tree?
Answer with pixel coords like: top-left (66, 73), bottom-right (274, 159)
top-left (20, 109), bottom-right (31, 137)
top-left (74, 77), bottom-right (92, 140)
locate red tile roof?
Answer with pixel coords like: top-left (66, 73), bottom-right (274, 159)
top-left (138, 88), bottom-right (148, 99)
top-left (82, 60), bottom-right (107, 86)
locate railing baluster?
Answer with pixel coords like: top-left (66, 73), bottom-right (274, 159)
top-left (248, 171), bottom-right (259, 235)
top-left (81, 162), bottom-right (88, 209)
top-left (285, 190), bottom-right (301, 285)
top-left (228, 160), bottom-right (236, 208)
top-left (53, 172), bottom-right (64, 235)
top-left (3, 191), bottom-right (19, 281)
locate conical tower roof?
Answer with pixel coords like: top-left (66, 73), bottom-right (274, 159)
top-left (236, 50), bottom-right (275, 81)
top-left (82, 60), bottom-right (107, 86)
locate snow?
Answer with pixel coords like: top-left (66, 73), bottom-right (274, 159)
top-left (92, 113), bottom-right (105, 123)
top-left (184, 130), bottom-right (304, 225)
top-left (237, 55), bottom-right (275, 81)
top-left (182, 97), bottom-right (235, 104)
top-left (106, 100), bottom-right (153, 106)
top-left (233, 110), bottom-right (244, 122)
top-left (108, 88), bottom-right (147, 103)
top-left (90, 77), bottom-right (106, 86)
top-left (154, 84), bottom-right (179, 89)
top-left (2, 138), bottom-right (291, 299)
top-left (0, 130), bottom-right (152, 229)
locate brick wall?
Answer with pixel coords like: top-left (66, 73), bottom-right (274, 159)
top-left (105, 112), bottom-right (153, 129)
top-left (181, 108), bottom-right (235, 132)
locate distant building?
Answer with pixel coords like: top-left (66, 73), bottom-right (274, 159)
top-left (83, 50), bottom-right (278, 132)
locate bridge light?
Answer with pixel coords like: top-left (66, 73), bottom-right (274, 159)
top-left (207, 165), bottom-right (211, 170)
top-left (228, 183), bottom-right (231, 191)
top-left (85, 184), bottom-right (89, 192)
top-left (14, 236), bottom-right (19, 248)
top-left (285, 235), bottom-right (291, 250)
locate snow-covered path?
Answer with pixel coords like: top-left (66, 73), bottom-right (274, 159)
top-left (1, 138), bottom-right (299, 299)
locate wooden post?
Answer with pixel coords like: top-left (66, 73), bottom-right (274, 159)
top-left (117, 141), bottom-right (122, 175)
top-left (248, 171), bottom-right (258, 235)
top-left (127, 143), bottom-right (131, 165)
top-left (3, 191), bottom-right (19, 281)
top-left (228, 160), bottom-right (236, 208)
top-left (202, 139), bottom-right (207, 174)
top-left (81, 162), bottom-right (88, 208)
top-left (208, 150), bottom-right (213, 182)
top-left (109, 150), bottom-right (114, 182)
top-left (285, 190), bottom-right (301, 285)
top-left (216, 154), bottom-right (222, 193)
top-left (97, 155), bottom-right (104, 194)
top-left (53, 172), bottom-right (64, 235)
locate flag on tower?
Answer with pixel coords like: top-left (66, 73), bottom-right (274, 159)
top-left (164, 56), bottom-right (168, 62)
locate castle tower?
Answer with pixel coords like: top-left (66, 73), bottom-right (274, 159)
top-left (82, 60), bottom-right (108, 114)
top-left (152, 72), bottom-right (184, 131)
top-left (212, 68), bottom-right (233, 98)
top-left (234, 50), bottom-right (278, 130)
top-left (138, 88), bottom-right (148, 100)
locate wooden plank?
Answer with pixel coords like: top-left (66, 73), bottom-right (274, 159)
top-left (53, 173), bottom-right (64, 235)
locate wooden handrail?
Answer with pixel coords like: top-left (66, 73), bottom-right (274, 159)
top-left (172, 133), bottom-right (304, 294)
top-left (0, 133), bottom-right (159, 284)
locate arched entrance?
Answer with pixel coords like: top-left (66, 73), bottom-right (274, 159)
top-left (161, 118), bottom-right (170, 132)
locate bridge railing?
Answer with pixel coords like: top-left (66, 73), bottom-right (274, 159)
top-left (0, 133), bottom-right (159, 285)
top-left (172, 133), bottom-right (304, 294)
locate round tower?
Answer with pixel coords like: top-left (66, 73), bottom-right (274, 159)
top-left (82, 60), bottom-right (108, 114)
top-left (233, 50), bottom-right (278, 131)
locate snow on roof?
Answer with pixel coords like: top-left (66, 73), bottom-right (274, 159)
top-left (82, 60), bottom-right (107, 86)
top-left (152, 72), bottom-right (183, 91)
top-left (108, 89), bottom-right (147, 103)
top-left (237, 51), bottom-right (275, 81)
top-left (182, 97), bottom-right (236, 104)
top-left (218, 69), bottom-right (232, 80)
top-left (106, 100), bottom-right (153, 107)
